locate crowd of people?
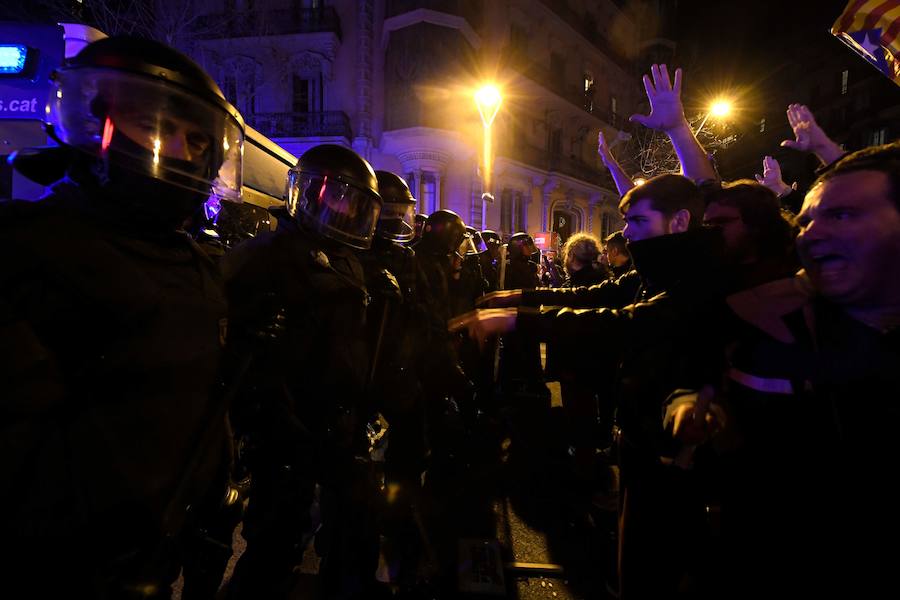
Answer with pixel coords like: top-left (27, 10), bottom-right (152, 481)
top-left (1, 34), bottom-right (898, 600)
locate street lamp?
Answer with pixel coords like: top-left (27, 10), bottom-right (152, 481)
top-left (475, 84), bottom-right (502, 227)
top-left (695, 98), bottom-right (732, 136)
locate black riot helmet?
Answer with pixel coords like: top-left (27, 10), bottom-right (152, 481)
top-left (374, 170), bottom-right (417, 242)
top-left (508, 232), bottom-right (539, 261)
top-left (286, 144), bottom-right (383, 249)
top-left (413, 213), bottom-right (428, 241)
top-left (44, 36), bottom-right (245, 229)
top-left (418, 209), bottom-right (476, 258)
top-left (480, 230), bottom-right (501, 247)
top-left (465, 226), bottom-right (489, 255)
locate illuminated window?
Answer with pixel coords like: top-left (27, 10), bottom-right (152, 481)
top-left (422, 173), bottom-right (437, 214)
top-left (871, 127), bottom-right (887, 146)
top-left (842, 69), bottom-right (849, 95)
top-left (760, 118), bottom-right (766, 133)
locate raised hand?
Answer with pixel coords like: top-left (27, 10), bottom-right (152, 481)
top-left (780, 104), bottom-right (844, 165)
top-left (598, 131), bottom-right (614, 164)
top-left (629, 64), bottom-right (687, 133)
top-left (754, 155), bottom-right (795, 197)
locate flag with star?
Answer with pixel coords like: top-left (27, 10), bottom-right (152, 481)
top-left (831, 0), bottom-right (900, 86)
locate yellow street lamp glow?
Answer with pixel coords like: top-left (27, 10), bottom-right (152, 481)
top-left (475, 84), bottom-right (503, 226)
top-left (710, 99), bottom-right (732, 118)
top-left (475, 85), bottom-right (502, 127)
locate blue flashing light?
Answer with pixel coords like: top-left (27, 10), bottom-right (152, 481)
top-left (0, 45), bottom-right (28, 74)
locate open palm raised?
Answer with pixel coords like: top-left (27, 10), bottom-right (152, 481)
top-left (630, 64), bottom-right (687, 132)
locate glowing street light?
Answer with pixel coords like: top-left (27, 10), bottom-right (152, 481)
top-left (710, 99), bottom-right (732, 118)
top-left (696, 97), bottom-right (733, 136)
top-left (475, 84), bottom-right (502, 226)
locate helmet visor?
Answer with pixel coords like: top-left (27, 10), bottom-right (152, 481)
top-left (376, 201), bottom-right (416, 242)
top-left (288, 171), bottom-right (382, 249)
top-left (47, 68), bottom-right (244, 202)
top-left (468, 232), bottom-right (489, 255)
top-left (455, 234), bottom-right (477, 258)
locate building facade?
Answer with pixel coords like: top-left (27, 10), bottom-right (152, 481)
top-left (189, 0), bottom-right (643, 245)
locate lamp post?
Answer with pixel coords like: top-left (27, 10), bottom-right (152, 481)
top-left (475, 84), bottom-right (502, 228)
top-left (694, 98), bottom-right (732, 137)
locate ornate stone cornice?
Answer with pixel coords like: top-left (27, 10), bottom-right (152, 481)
top-left (381, 8), bottom-right (481, 50)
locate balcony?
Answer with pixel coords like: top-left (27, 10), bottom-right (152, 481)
top-left (498, 141), bottom-right (609, 187)
top-left (537, 0), bottom-right (631, 70)
top-left (249, 111), bottom-right (352, 140)
top-left (195, 7), bottom-right (341, 40)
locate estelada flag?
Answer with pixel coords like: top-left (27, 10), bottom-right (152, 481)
top-left (831, 0), bottom-right (900, 85)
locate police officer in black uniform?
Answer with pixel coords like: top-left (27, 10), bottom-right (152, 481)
top-left (498, 233), bottom-right (544, 397)
top-left (448, 226), bottom-right (489, 317)
top-left (222, 144), bottom-right (382, 599)
top-left (479, 229), bottom-right (502, 292)
top-left (410, 212), bottom-right (428, 247)
top-left (357, 170), bottom-right (425, 487)
top-left (505, 232), bottom-right (541, 289)
top-left (0, 36), bottom-right (244, 598)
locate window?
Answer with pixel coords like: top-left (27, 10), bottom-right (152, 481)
top-left (760, 118), bottom-right (766, 133)
top-left (513, 193), bottom-right (526, 232)
top-left (610, 96), bottom-right (618, 125)
top-left (222, 74), bottom-right (237, 108)
top-left (549, 128), bottom-right (562, 155)
top-left (601, 212), bottom-right (611, 240)
top-left (422, 173), bottom-right (437, 213)
top-left (293, 76), bottom-right (311, 113)
top-left (871, 127), bottom-right (887, 146)
top-left (842, 69), bottom-right (849, 95)
top-left (550, 52), bottom-right (565, 88)
top-left (510, 23), bottom-right (528, 55)
top-left (500, 189), bottom-right (512, 234)
top-left (583, 74), bottom-right (595, 113)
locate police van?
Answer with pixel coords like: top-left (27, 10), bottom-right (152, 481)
top-left (0, 21), bottom-right (292, 237)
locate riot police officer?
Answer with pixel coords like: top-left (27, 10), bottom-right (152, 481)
top-left (410, 212), bottom-right (428, 247)
top-left (0, 36), bottom-right (243, 598)
top-left (505, 232), bottom-right (541, 289)
top-left (479, 229), bottom-right (502, 292)
top-left (449, 226), bottom-right (489, 317)
top-left (222, 144), bottom-right (382, 599)
top-left (359, 170), bottom-right (425, 487)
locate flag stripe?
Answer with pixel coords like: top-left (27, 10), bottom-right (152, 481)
top-left (837, 0), bottom-right (870, 32)
top-left (862, 0), bottom-right (900, 31)
top-left (881, 4), bottom-right (900, 44)
top-left (853, 0), bottom-right (891, 31)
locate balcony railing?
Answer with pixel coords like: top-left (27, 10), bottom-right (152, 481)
top-left (498, 141), bottom-right (610, 187)
top-left (249, 111), bottom-right (352, 140)
top-left (195, 7), bottom-right (341, 40)
top-left (537, 0), bottom-right (632, 69)
top-left (503, 49), bottom-right (624, 126)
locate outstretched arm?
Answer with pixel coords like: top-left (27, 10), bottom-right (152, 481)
top-left (598, 131), bottom-right (635, 196)
top-left (780, 103), bottom-right (844, 166)
top-left (630, 64), bottom-right (718, 184)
